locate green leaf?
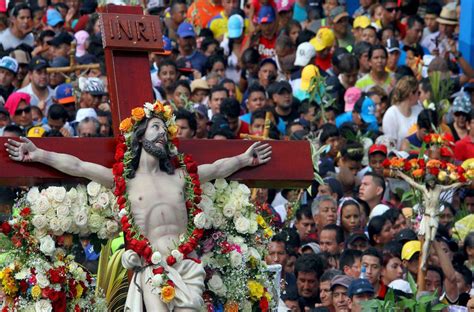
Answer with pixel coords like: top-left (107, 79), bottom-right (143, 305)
top-left (431, 303), bottom-right (447, 311)
top-left (407, 272), bottom-right (418, 295)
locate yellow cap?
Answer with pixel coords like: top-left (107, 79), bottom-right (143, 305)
top-left (310, 28), bottom-right (335, 52)
top-left (27, 126), bottom-right (46, 138)
top-left (401, 240), bottom-right (421, 260)
top-left (300, 65), bottom-right (320, 91)
top-left (353, 15), bottom-right (371, 29)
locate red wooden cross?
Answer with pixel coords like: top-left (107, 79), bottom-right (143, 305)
top-left (0, 5), bottom-right (313, 188)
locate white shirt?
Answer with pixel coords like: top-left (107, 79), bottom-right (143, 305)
top-left (0, 28), bottom-right (34, 50)
top-left (382, 104), bottom-right (423, 149)
top-left (17, 83), bottom-right (54, 113)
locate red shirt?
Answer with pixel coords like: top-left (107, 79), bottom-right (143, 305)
top-left (315, 54), bottom-right (332, 71)
top-left (236, 120), bottom-right (250, 138)
top-left (454, 135), bottom-right (474, 161)
top-left (242, 34), bottom-right (276, 59)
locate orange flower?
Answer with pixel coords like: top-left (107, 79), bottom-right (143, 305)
top-left (412, 169), bottom-right (425, 178)
top-left (131, 107), bottom-right (145, 121)
top-left (390, 158), bottom-right (404, 169)
top-left (154, 101), bottom-right (165, 113)
top-left (224, 301), bottom-right (239, 312)
top-left (408, 159), bottom-right (419, 169)
top-left (168, 124), bottom-right (178, 138)
top-left (426, 159), bottom-right (441, 168)
top-left (160, 285), bottom-right (175, 303)
top-left (119, 117), bottom-right (133, 132)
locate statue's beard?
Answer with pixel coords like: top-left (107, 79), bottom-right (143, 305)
top-left (142, 139), bottom-right (168, 159)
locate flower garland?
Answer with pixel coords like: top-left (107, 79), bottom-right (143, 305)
top-left (114, 101), bottom-right (204, 302)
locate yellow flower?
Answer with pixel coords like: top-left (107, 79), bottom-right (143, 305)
top-left (449, 172), bottom-right (459, 181)
top-left (76, 283), bottom-right (83, 299)
top-left (119, 117), bottom-right (133, 132)
top-left (248, 280), bottom-right (264, 300)
top-left (154, 101), bottom-right (165, 114)
top-left (224, 301), bottom-right (239, 312)
top-left (256, 215), bottom-right (266, 228)
top-left (168, 124), bottom-right (178, 137)
top-left (437, 171), bottom-right (447, 182)
top-left (264, 228), bottom-right (273, 238)
top-left (160, 285), bottom-right (175, 303)
top-left (264, 291), bottom-right (272, 302)
top-left (131, 107), bottom-right (145, 121)
top-left (31, 285), bottom-right (42, 299)
top-left (163, 105), bottom-right (173, 119)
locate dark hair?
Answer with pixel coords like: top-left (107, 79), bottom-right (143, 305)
top-left (382, 241), bottom-right (402, 266)
top-left (319, 124), bottom-right (339, 145)
top-left (454, 265), bottom-right (472, 287)
top-left (170, 80), bottom-right (191, 94)
top-left (364, 172), bottom-right (386, 199)
top-left (175, 108), bottom-right (197, 135)
top-left (3, 124), bottom-right (23, 136)
top-left (11, 3), bottom-right (32, 18)
top-left (39, 30), bottom-right (56, 44)
top-left (322, 224), bottom-right (345, 244)
top-left (382, 208), bottom-right (402, 226)
top-left (368, 44), bottom-right (388, 60)
top-left (362, 247), bottom-right (383, 265)
top-left (47, 104), bottom-right (68, 121)
top-left (294, 253), bottom-right (326, 280)
top-left (251, 108), bottom-right (266, 124)
top-left (247, 83), bottom-right (266, 97)
top-left (417, 109), bottom-right (438, 130)
top-left (296, 29), bottom-right (316, 46)
top-left (394, 65), bottom-right (415, 80)
top-left (242, 48), bottom-right (260, 65)
top-left (420, 78), bottom-right (432, 94)
top-left (281, 286), bottom-right (299, 301)
top-left (220, 98), bottom-right (241, 119)
top-left (284, 20), bottom-right (302, 37)
top-left (339, 249), bottom-right (363, 271)
top-left (158, 59), bottom-right (178, 74)
top-left (320, 269), bottom-right (342, 283)
top-left (97, 110), bottom-right (113, 136)
top-left (463, 232), bottom-right (474, 259)
top-left (339, 198), bottom-right (361, 230)
top-left (338, 54), bottom-right (360, 74)
top-left (426, 265), bottom-right (444, 284)
top-left (171, 0), bottom-right (187, 11)
top-left (210, 86), bottom-right (229, 99)
top-left (332, 48), bottom-right (350, 68)
top-left (296, 206), bottom-right (313, 221)
top-left (407, 15), bottom-right (424, 29)
top-left (205, 54), bottom-right (226, 74)
top-left (85, 13), bottom-right (100, 35)
top-left (368, 215), bottom-right (390, 245)
top-left (129, 117), bottom-right (175, 178)
top-left (54, 2), bottom-right (69, 12)
top-left (341, 142), bottom-right (364, 162)
top-left (353, 41), bottom-right (372, 58)
top-left (208, 115), bottom-right (234, 139)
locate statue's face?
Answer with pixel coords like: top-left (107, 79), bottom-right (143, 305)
top-left (143, 117), bottom-right (168, 148)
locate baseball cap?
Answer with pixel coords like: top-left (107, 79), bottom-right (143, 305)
top-left (9, 50), bottom-right (30, 65)
top-left (147, 0), bottom-right (165, 10)
top-left (48, 32), bottom-right (74, 47)
top-left (348, 279), bottom-right (374, 297)
top-left (395, 228), bottom-right (417, 245)
top-left (353, 15), bottom-right (370, 29)
top-left (50, 56), bottom-right (69, 68)
top-left (75, 108), bottom-right (97, 123)
top-left (75, 30), bottom-right (90, 58)
top-left (369, 204), bottom-right (390, 220)
top-left (191, 79), bottom-right (210, 93)
top-left (329, 6), bottom-right (349, 23)
top-left (369, 144), bottom-right (387, 156)
top-left (27, 126), bottom-right (46, 138)
top-left (176, 58), bottom-right (194, 74)
top-left (344, 87), bottom-right (362, 112)
top-left (161, 35), bottom-right (173, 55)
top-left (453, 94), bottom-right (471, 114)
top-left (273, 81), bottom-right (292, 94)
top-left (310, 28), bottom-right (335, 52)
top-left (331, 275), bottom-right (354, 290)
top-left (177, 22), bottom-right (196, 38)
top-left (386, 38), bottom-right (401, 53)
top-left (345, 231), bottom-right (369, 247)
top-left (55, 83), bottom-right (76, 104)
top-left (46, 9), bottom-right (64, 27)
top-left (388, 279), bottom-right (412, 295)
top-left (277, 0), bottom-right (294, 12)
top-left (401, 240), bottom-right (421, 261)
top-left (29, 56), bottom-right (49, 71)
top-left (258, 5), bottom-right (276, 24)
top-left (228, 14), bottom-right (244, 39)
top-left (79, 77), bottom-right (107, 96)
top-left (300, 65), bottom-right (319, 91)
top-left (0, 56), bottom-right (18, 74)
top-left (294, 42), bottom-right (316, 67)
top-left (301, 242), bottom-right (321, 254)
top-left (354, 96), bottom-right (376, 124)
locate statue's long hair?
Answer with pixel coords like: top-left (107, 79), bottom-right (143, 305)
top-left (128, 118), bottom-right (175, 178)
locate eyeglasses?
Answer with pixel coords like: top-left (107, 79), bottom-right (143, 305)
top-left (386, 7), bottom-right (400, 13)
top-left (14, 107), bottom-right (31, 116)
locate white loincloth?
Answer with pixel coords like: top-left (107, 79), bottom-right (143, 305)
top-left (122, 250), bottom-right (205, 311)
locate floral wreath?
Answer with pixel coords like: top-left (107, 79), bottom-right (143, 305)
top-left (114, 101), bottom-right (204, 304)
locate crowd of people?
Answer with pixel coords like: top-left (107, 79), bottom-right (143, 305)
top-left (0, 0), bottom-right (474, 310)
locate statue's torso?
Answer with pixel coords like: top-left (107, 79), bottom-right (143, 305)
top-left (127, 169), bottom-right (188, 256)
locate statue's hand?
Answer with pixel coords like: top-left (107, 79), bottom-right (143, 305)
top-left (244, 141), bottom-right (272, 167)
top-left (4, 137), bottom-right (38, 162)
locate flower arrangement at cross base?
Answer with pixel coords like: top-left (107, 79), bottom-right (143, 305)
top-left (197, 179), bottom-right (276, 311)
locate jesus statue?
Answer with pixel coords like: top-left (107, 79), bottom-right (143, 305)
top-left (4, 103), bottom-right (272, 311)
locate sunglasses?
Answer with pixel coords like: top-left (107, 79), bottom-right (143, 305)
top-left (14, 106), bottom-right (31, 116)
top-left (386, 7), bottom-right (400, 13)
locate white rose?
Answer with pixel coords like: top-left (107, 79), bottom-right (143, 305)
top-left (238, 183), bottom-right (251, 195)
top-left (201, 182), bottom-right (216, 198)
top-left (36, 196), bottom-right (51, 215)
top-left (14, 268), bottom-right (29, 280)
top-left (74, 210), bottom-right (88, 228)
top-left (97, 227), bottom-right (108, 240)
top-left (34, 228), bottom-right (48, 239)
top-left (39, 235), bottom-right (56, 256)
top-left (151, 251), bottom-right (162, 265)
top-left (96, 192), bottom-right (110, 208)
top-left (32, 215), bottom-right (48, 230)
top-left (171, 250), bottom-right (183, 263)
top-left (118, 209), bottom-right (127, 218)
top-left (240, 244), bottom-right (249, 257)
top-left (198, 196), bottom-right (214, 212)
top-left (87, 182), bottom-right (101, 197)
top-left (27, 187), bottom-right (40, 204)
top-left (49, 217), bottom-right (61, 233)
top-left (35, 299), bottom-right (52, 312)
top-left (214, 179), bottom-right (228, 190)
top-left (208, 274), bottom-right (226, 297)
top-left (222, 203), bottom-right (236, 218)
top-left (194, 212), bottom-right (208, 229)
top-left (36, 273), bottom-right (50, 288)
top-left (200, 253), bottom-right (214, 266)
top-left (248, 247), bottom-right (261, 260)
top-left (89, 213), bottom-right (103, 232)
top-left (212, 214), bottom-right (225, 229)
top-left (150, 274), bottom-right (164, 287)
top-left (56, 204), bottom-right (70, 218)
top-left (59, 217), bottom-right (73, 233)
top-left (67, 188), bottom-right (78, 201)
top-left (229, 250), bottom-right (243, 268)
top-left (105, 220), bottom-right (119, 236)
top-left (248, 220), bottom-right (258, 234)
top-left (234, 216), bottom-right (250, 234)
top-left (76, 186), bottom-right (88, 206)
top-left (51, 187), bottom-right (66, 203)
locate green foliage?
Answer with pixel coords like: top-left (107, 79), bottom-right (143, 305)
top-left (428, 71), bottom-right (453, 125)
top-left (308, 75), bottom-right (335, 123)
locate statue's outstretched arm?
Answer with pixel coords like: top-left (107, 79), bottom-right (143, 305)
top-left (395, 170), bottom-right (428, 194)
top-left (5, 137), bottom-right (114, 188)
top-left (198, 141), bottom-right (271, 183)
top-left (439, 182), bottom-right (467, 192)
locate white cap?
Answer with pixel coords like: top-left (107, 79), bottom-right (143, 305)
top-left (294, 42), bottom-right (316, 67)
top-left (369, 204), bottom-right (390, 220)
top-left (422, 55), bottom-right (436, 78)
top-left (388, 279), bottom-right (412, 294)
top-left (75, 108), bottom-right (97, 123)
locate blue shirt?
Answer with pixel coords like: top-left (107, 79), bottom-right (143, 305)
top-left (293, 2), bottom-right (308, 23)
top-left (186, 51), bottom-right (208, 74)
top-left (335, 112), bottom-right (379, 133)
top-left (397, 43), bottom-right (430, 66)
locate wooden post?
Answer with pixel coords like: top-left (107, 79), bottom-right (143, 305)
top-left (417, 237), bottom-right (426, 292)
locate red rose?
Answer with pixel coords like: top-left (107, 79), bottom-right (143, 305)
top-left (457, 166), bottom-right (465, 175)
top-left (171, 138), bottom-right (180, 149)
top-left (382, 158), bottom-right (391, 168)
top-left (429, 167), bottom-right (440, 176)
top-left (183, 155), bottom-right (193, 164)
top-left (52, 291), bottom-right (67, 312)
top-left (192, 228), bottom-right (204, 238)
top-left (186, 161), bottom-right (198, 173)
top-left (194, 196), bottom-right (201, 204)
top-left (74, 304), bottom-right (81, 312)
top-left (114, 176), bottom-right (126, 196)
top-left (117, 196), bottom-right (126, 206)
top-left (133, 240), bottom-right (148, 253)
top-left (48, 289), bottom-right (60, 302)
top-left (423, 134), bottom-right (431, 144)
top-left (418, 159), bottom-right (426, 168)
top-left (153, 267), bottom-right (164, 275)
top-left (259, 296), bottom-right (269, 312)
top-left (178, 243), bottom-right (193, 255)
top-left (113, 162), bottom-right (124, 176)
top-left (1, 222), bottom-right (11, 235)
top-left (193, 186), bottom-right (202, 196)
top-left (404, 162), bottom-right (412, 171)
top-left (115, 143), bottom-right (127, 162)
top-left (189, 173), bottom-right (198, 182)
top-left (460, 175), bottom-right (467, 183)
top-left (440, 147), bottom-right (453, 157)
top-left (49, 268), bottom-right (66, 284)
top-left (117, 135), bottom-right (125, 144)
top-left (20, 207), bottom-right (31, 217)
top-left (166, 256), bottom-right (176, 266)
top-left (11, 235), bottom-right (22, 247)
top-left (143, 246), bottom-right (153, 261)
top-left (167, 280), bottom-right (175, 287)
top-left (171, 156), bottom-right (180, 168)
top-left (19, 280), bottom-right (28, 293)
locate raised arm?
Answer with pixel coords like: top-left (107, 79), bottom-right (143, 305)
top-left (439, 181), bottom-right (467, 192)
top-left (198, 141), bottom-right (271, 183)
top-left (5, 137), bottom-right (114, 188)
top-left (395, 170), bottom-right (428, 194)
